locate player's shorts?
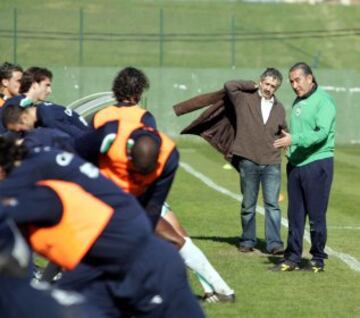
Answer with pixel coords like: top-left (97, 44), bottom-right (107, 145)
top-left (109, 236), bottom-right (205, 318)
top-left (57, 236), bottom-right (205, 318)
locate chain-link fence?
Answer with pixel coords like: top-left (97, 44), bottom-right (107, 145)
top-left (1, 6), bottom-right (359, 143)
top-left (1, 7), bottom-right (360, 69)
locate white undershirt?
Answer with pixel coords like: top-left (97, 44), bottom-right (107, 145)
top-left (260, 95), bottom-right (274, 124)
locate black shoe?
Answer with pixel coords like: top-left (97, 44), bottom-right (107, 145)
top-left (239, 246), bottom-right (254, 253)
top-left (270, 260), bottom-right (299, 272)
top-left (270, 246), bottom-right (284, 255)
top-left (310, 261), bottom-right (325, 273)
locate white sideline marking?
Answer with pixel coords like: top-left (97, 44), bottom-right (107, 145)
top-left (180, 161), bottom-right (360, 272)
top-left (322, 86), bottom-right (360, 94)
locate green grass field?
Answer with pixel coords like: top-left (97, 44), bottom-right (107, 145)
top-left (169, 139), bottom-right (360, 317)
top-left (1, 0), bottom-right (360, 316)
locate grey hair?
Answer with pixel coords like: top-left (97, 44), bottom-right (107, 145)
top-left (260, 68), bottom-right (283, 84)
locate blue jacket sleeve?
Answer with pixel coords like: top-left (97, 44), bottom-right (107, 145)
top-left (137, 148), bottom-right (179, 228)
top-left (1, 187), bottom-right (62, 226)
top-left (74, 121), bottom-right (118, 163)
top-left (141, 112), bottom-right (157, 129)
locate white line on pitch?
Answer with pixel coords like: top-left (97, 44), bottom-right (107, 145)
top-left (180, 161), bottom-right (360, 272)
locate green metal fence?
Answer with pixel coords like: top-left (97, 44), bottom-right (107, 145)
top-left (1, 7), bottom-right (359, 69)
top-left (1, 6), bottom-right (359, 143)
top-left (1, 8), bottom-right (240, 67)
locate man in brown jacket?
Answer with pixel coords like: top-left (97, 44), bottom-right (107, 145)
top-left (174, 68), bottom-right (286, 255)
top-left (224, 68), bottom-right (286, 254)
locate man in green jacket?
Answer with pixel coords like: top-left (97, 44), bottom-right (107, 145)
top-left (273, 62), bottom-right (336, 272)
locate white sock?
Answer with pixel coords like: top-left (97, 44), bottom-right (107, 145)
top-left (179, 237), bottom-right (234, 295)
top-left (194, 272), bottom-right (214, 293)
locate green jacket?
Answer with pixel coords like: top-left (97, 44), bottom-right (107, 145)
top-left (288, 86), bottom-right (336, 166)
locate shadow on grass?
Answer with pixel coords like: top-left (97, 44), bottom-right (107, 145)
top-left (191, 235), bottom-right (314, 272)
top-left (266, 256), bottom-right (312, 271)
top-left (254, 238), bottom-right (268, 254)
top-left (190, 235), bottom-right (239, 248)
top-left (190, 236), bottom-right (278, 255)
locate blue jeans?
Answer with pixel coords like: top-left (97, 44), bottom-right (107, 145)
top-left (237, 158), bottom-right (283, 252)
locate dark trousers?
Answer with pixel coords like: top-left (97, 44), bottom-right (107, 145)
top-left (0, 276), bottom-right (103, 318)
top-left (57, 212), bottom-right (204, 318)
top-left (284, 158), bottom-right (333, 265)
top-left (57, 237), bottom-right (204, 318)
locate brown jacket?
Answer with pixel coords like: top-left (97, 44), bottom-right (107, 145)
top-left (173, 80), bottom-right (287, 165)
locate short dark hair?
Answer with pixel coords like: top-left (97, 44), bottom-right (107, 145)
top-left (0, 62), bottom-right (23, 85)
top-left (112, 67), bottom-right (150, 104)
top-left (0, 135), bottom-right (28, 175)
top-left (130, 135), bottom-right (160, 175)
top-left (20, 67), bottom-right (53, 94)
top-left (1, 104), bottom-right (28, 127)
top-left (260, 68), bottom-right (283, 84)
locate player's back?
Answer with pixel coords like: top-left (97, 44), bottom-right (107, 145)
top-left (0, 148), bottom-right (141, 214)
top-left (36, 102), bottom-right (90, 137)
top-left (23, 127), bottom-right (74, 151)
top-left (93, 104), bottom-right (157, 129)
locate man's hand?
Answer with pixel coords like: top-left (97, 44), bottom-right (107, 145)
top-left (273, 130), bottom-right (292, 148)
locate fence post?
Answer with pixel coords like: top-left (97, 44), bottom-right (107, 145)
top-left (311, 51), bottom-right (321, 69)
top-left (159, 8), bottom-right (164, 67)
top-left (79, 8), bottom-right (84, 67)
top-left (13, 8), bottom-right (18, 64)
top-left (231, 15), bottom-right (236, 68)
top-left (142, 96), bottom-right (148, 110)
